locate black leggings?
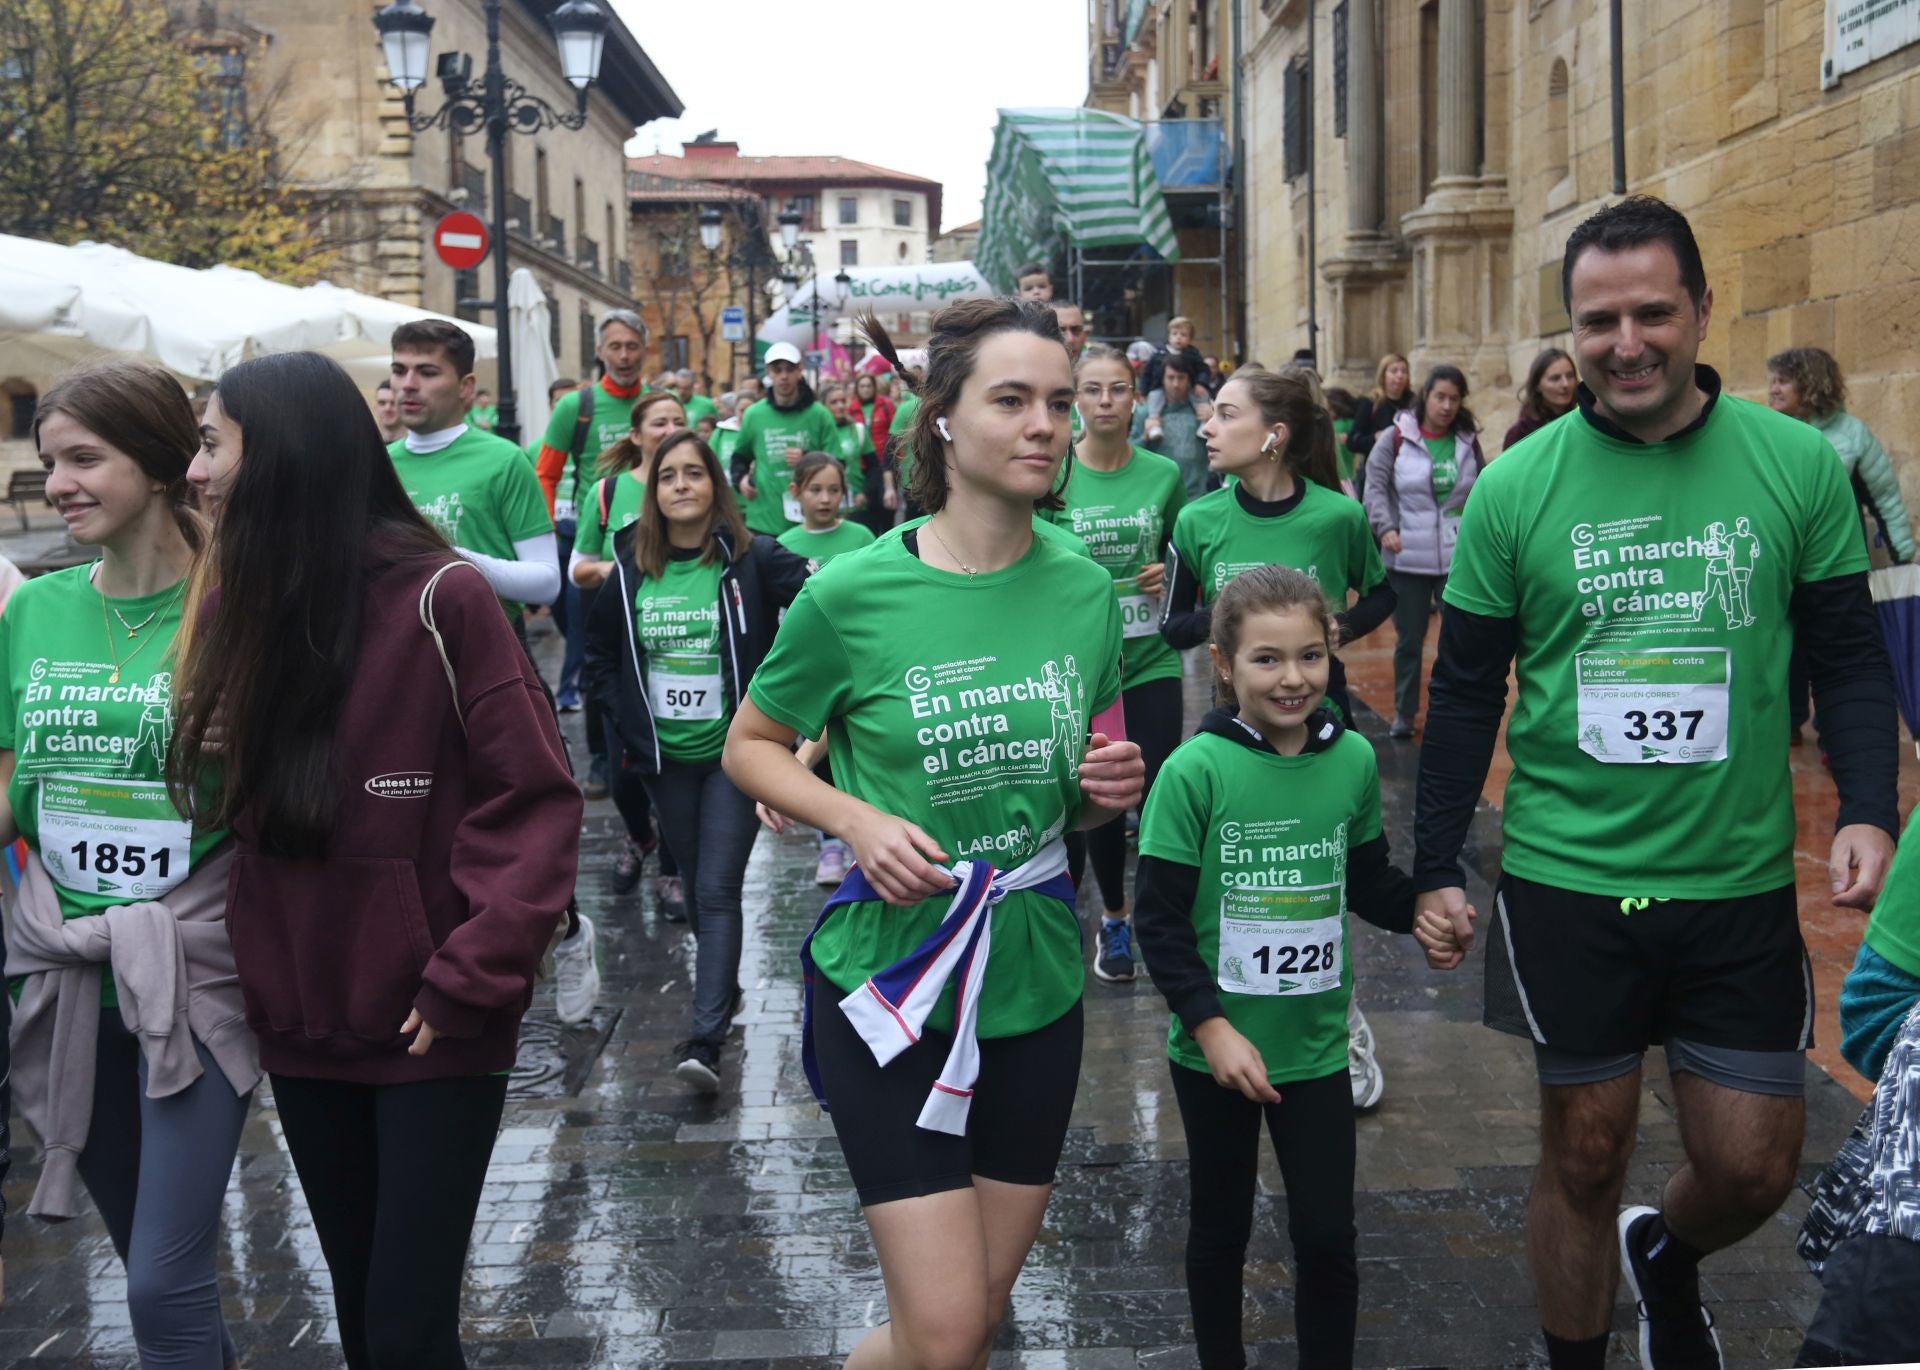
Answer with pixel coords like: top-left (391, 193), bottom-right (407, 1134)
top-left (1168, 1063), bottom-right (1358, 1370)
top-left (599, 717), bottom-right (679, 878)
top-left (1069, 674), bottom-right (1184, 914)
top-left (272, 1072), bottom-right (509, 1369)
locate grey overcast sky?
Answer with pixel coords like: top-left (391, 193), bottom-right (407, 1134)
top-left (609, 0), bottom-right (1090, 232)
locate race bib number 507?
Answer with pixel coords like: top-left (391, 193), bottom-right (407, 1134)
top-left (1576, 647), bottom-right (1731, 764)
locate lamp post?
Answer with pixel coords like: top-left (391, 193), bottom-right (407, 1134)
top-left (372, 0), bottom-right (610, 443)
top-left (698, 202), bottom-right (778, 387)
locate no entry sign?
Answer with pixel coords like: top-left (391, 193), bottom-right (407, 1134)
top-left (433, 211), bottom-right (490, 270)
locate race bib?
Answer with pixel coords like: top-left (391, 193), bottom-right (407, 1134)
top-left (1575, 647), bottom-right (1731, 764)
top-left (37, 775), bottom-right (193, 900)
top-left (1215, 884), bottom-right (1344, 997)
top-left (1115, 577), bottom-right (1159, 639)
top-left (648, 651), bottom-right (723, 720)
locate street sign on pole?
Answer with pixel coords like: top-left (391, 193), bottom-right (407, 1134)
top-left (720, 305), bottom-right (746, 342)
top-left (433, 211), bottom-right (490, 271)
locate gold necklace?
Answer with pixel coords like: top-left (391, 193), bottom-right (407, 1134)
top-left (924, 518), bottom-right (979, 579)
top-left (109, 603), bottom-right (162, 638)
top-left (97, 576), bottom-right (185, 684)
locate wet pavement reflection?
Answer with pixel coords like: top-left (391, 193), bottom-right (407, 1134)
top-left (1, 621), bottom-right (1883, 1367)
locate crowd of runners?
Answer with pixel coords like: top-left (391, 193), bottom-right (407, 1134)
top-left (3, 195), bottom-right (1919, 1370)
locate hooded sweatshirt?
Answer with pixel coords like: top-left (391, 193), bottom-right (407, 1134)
top-left (221, 552), bottom-right (583, 1082)
top-left (729, 381), bottom-right (840, 535)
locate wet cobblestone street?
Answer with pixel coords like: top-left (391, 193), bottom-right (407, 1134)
top-left (0, 623), bottom-right (1878, 1368)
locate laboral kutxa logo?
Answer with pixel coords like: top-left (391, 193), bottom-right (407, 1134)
top-left (365, 771), bottom-right (434, 799)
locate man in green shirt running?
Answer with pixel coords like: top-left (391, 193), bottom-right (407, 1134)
top-left (1412, 198), bottom-right (1899, 1370)
top-left (674, 368), bottom-right (717, 427)
top-left (729, 342), bottom-right (839, 536)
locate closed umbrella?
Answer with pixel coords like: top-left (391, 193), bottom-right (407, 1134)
top-left (507, 269), bottom-right (560, 447)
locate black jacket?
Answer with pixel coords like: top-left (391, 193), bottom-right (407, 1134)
top-left (583, 524), bottom-right (812, 774)
top-left (1134, 705), bottom-right (1416, 1035)
top-left (1346, 391), bottom-right (1417, 459)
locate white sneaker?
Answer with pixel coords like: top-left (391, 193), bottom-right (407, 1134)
top-left (553, 913), bottom-right (600, 1025)
top-left (1347, 1000), bottom-right (1384, 1110)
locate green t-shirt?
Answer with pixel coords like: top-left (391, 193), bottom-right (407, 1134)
top-left (467, 403), bottom-right (499, 431)
top-left (635, 555), bottom-right (730, 763)
top-left (1443, 394), bottom-right (1868, 896)
top-left (736, 397), bottom-right (840, 535)
top-left (572, 470), bottom-right (647, 561)
top-left (891, 392), bottom-right (922, 491)
top-left (682, 393), bottom-right (717, 427)
top-left (1427, 433), bottom-right (1460, 504)
top-left (0, 568), bottom-right (229, 1007)
top-left (1046, 446), bottom-right (1189, 686)
top-left (830, 421), bottom-right (874, 504)
top-left (1171, 480), bottom-right (1384, 610)
top-left (539, 380), bottom-right (648, 524)
top-left (1333, 419), bottom-right (1356, 483)
top-left (749, 533), bottom-right (1124, 1037)
top-left (777, 518), bottom-right (876, 568)
top-left (1139, 727), bottom-right (1381, 1083)
top-left (886, 514), bottom-right (1092, 560)
top-left (1866, 815), bottom-right (1920, 982)
top-left (712, 422), bottom-right (741, 469)
top-left (387, 427), bottom-right (554, 620)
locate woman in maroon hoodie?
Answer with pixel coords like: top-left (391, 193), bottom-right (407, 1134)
top-left (173, 351), bottom-right (583, 1369)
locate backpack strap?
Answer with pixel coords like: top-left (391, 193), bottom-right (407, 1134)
top-left (419, 561), bottom-right (482, 735)
top-left (598, 472), bottom-right (621, 528)
top-left (567, 382), bottom-right (596, 510)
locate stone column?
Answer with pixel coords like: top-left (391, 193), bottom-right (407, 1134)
top-left (1437, 0), bottom-right (1479, 182)
top-left (1346, 0), bottom-right (1383, 236)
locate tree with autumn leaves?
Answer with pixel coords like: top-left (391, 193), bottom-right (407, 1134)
top-left (0, 0), bottom-right (342, 281)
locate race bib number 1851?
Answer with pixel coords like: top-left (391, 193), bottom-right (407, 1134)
top-left (37, 775), bottom-right (193, 900)
top-left (1575, 647), bottom-right (1731, 764)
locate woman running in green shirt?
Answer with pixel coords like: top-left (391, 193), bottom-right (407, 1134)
top-left (724, 299), bottom-right (1144, 1370)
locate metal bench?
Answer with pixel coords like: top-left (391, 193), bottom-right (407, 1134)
top-left (4, 468), bottom-right (49, 531)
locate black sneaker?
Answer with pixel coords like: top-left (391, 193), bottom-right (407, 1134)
top-left (656, 873), bottom-right (687, 923)
top-left (611, 836), bottom-right (648, 895)
top-left (584, 756), bottom-right (610, 801)
top-left (726, 984), bottom-right (747, 1026)
top-left (674, 1038), bottom-right (721, 1093)
top-left (1618, 1206), bottom-right (1723, 1370)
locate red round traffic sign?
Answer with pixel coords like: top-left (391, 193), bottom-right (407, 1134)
top-left (433, 211), bottom-right (490, 270)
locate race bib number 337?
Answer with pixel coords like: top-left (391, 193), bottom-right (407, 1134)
top-left (1216, 884), bottom-right (1345, 997)
top-left (1576, 647), bottom-right (1731, 764)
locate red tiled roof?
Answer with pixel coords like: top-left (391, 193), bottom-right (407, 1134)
top-left (626, 169), bottom-right (753, 204)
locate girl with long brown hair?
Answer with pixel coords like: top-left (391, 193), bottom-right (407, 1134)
top-left (5, 361), bottom-right (253, 1368)
top-left (582, 430), bottom-right (811, 1092)
top-left (1503, 347), bottom-right (1577, 453)
top-left (175, 349), bottom-right (581, 1369)
top-left (723, 298), bottom-right (1144, 1370)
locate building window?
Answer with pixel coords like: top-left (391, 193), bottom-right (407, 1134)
top-left (547, 289), bottom-right (561, 359)
top-left (454, 268), bottom-right (480, 323)
top-left (535, 148), bottom-right (550, 222)
top-left (1332, 2), bottom-right (1349, 139)
top-left (790, 194), bottom-right (817, 229)
top-left (1546, 59), bottom-right (1571, 184)
top-left (580, 308), bottom-right (595, 374)
top-left (898, 241), bottom-right (911, 260)
top-left (663, 336), bottom-right (690, 370)
top-left (893, 198), bottom-right (912, 227)
top-left (1282, 56), bottom-right (1310, 181)
top-left (840, 239), bottom-right (859, 267)
top-left (838, 196), bottom-right (858, 225)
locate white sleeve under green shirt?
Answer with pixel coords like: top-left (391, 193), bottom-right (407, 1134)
top-left (748, 532), bottom-right (1124, 1037)
top-left (0, 567), bottom-right (228, 1006)
top-left (1138, 727), bottom-right (1381, 1084)
top-left (1442, 390), bottom-right (1869, 898)
top-left (388, 426), bottom-right (555, 619)
top-left (1044, 445), bottom-right (1188, 687)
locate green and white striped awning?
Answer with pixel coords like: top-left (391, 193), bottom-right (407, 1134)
top-left (977, 109), bottom-right (1180, 293)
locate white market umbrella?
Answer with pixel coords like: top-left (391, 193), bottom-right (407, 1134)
top-left (507, 268), bottom-right (559, 444)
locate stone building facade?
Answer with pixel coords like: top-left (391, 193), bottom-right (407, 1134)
top-left (181, 0), bottom-right (679, 381)
top-left (1238, 0), bottom-right (1920, 451)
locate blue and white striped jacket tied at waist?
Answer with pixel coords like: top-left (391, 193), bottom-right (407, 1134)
top-left (800, 839), bottom-right (1074, 1136)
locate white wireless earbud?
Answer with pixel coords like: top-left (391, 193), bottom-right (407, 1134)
top-left (935, 416), bottom-right (953, 442)
top-left (1260, 432), bottom-right (1278, 454)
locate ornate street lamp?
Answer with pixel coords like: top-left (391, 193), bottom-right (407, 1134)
top-left (371, 0), bottom-right (611, 441)
top-left (697, 207), bottom-right (724, 254)
top-left (777, 203), bottom-right (803, 252)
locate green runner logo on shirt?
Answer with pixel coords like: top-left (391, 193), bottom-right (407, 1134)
top-left (905, 653), bottom-right (1087, 786)
top-left (415, 491), bottom-right (466, 542)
